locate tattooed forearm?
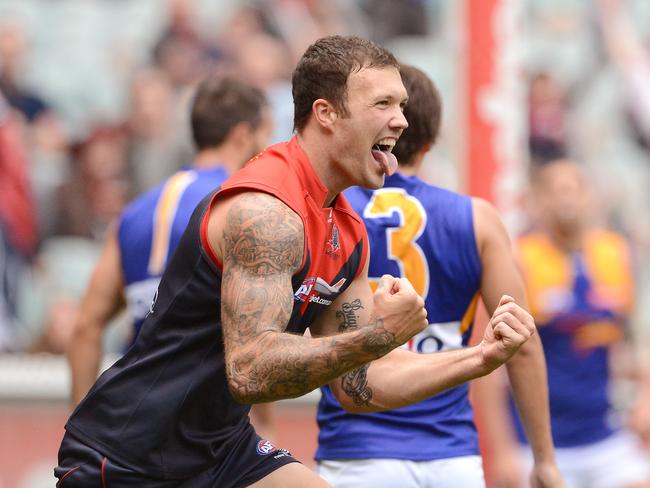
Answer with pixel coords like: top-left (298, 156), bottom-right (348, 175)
top-left (341, 364), bottom-right (372, 406)
top-left (335, 299), bottom-right (394, 355)
top-left (224, 311), bottom-right (396, 403)
top-left (335, 299), bottom-right (385, 405)
top-left (361, 321), bottom-right (395, 357)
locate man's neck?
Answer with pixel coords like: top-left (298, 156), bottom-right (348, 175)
top-left (397, 164), bottom-right (419, 176)
top-left (192, 146), bottom-right (243, 175)
top-left (296, 131), bottom-right (342, 207)
top-left (397, 148), bottom-right (426, 176)
top-left (548, 226), bottom-right (585, 253)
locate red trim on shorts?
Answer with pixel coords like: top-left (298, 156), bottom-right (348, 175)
top-left (56, 466), bottom-right (80, 487)
top-left (101, 457), bottom-right (107, 488)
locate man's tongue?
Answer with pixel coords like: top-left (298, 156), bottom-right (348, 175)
top-left (371, 148), bottom-right (398, 176)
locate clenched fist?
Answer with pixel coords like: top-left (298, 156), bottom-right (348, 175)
top-left (480, 295), bottom-right (536, 371)
top-left (372, 274), bottom-right (428, 347)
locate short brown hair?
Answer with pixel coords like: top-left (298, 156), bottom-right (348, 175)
top-left (393, 65), bottom-right (442, 166)
top-left (191, 76), bottom-right (267, 150)
top-left (292, 35), bottom-right (399, 131)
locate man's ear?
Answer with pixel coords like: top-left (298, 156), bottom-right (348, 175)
top-left (418, 143), bottom-right (432, 156)
top-left (226, 121), bottom-right (252, 145)
top-left (311, 98), bottom-right (338, 130)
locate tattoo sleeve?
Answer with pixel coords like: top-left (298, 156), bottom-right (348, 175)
top-left (337, 299), bottom-right (374, 406)
top-left (221, 193), bottom-right (397, 403)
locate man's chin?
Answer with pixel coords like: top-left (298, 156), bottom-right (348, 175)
top-left (359, 174), bottom-right (385, 190)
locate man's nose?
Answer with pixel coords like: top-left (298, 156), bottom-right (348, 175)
top-left (391, 107), bottom-right (408, 130)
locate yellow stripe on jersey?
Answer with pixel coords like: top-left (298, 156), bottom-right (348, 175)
top-left (585, 230), bottom-right (635, 314)
top-left (459, 292), bottom-right (479, 334)
top-left (516, 234), bottom-right (571, 323)
top-left (148, 171), bottom-right (197, 275)
top-left (516, 231), bottom-right (634, 322)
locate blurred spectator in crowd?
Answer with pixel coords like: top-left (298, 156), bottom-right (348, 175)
top-left (261, 0), bottom-right (358, 62)
top-left (596, 0), bottom-right (650, 294)
top-left (123, 68), bottom-right (192, 194)
top-left (0, 19), bottom-right (48, 123)
top-left (0, 18), bottom-right (70, 241)
top-left (360, 0), bottom-right (433, 43)
top-left (56, 126), bottom-right (128, 240)
top-left (528, 72), bottom-right (569, 163)
top-left (233, 33), bottom-right (294, 142)
top-left (28, 295), bottom-right (78, 355)
top-left (152, 0), bottom-right (208, 92)
top-left (598, 0), bottom-right (650, 151)
top-left (510, 159), bottom-right (650, 487)
top-left (134, 0), bottom-right (212, 193)
top-left (0, 89), bottom-right (37, 351)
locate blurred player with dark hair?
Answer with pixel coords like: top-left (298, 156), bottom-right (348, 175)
top-left (316, 65), bottom-right (563, 487)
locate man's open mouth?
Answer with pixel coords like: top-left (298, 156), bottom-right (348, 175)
top-left (371, 139), bottom-right (398, 176)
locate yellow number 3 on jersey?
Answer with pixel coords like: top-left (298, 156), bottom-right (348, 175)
top-left (363, 188), bottom-right (429, 297)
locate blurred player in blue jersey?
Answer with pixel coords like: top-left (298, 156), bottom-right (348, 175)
top-left (315, 65), bottom-right (564, 487)
top-left (509, 159), bottom-right (650, 488)
top-left (66, 75), bottom-right (275, 433)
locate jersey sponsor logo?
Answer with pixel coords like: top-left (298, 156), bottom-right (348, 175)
top-left (294, 277), bottom-right (346, 306)
top-left (256, 439), bottom-right (275, 455)
top-left (273, 448), bottom-right (292, 460)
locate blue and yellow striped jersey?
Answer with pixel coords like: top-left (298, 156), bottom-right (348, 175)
top-left (317, 172), bottom-right (482, 461)
top-left (512, 230), bottom-right (634, 447)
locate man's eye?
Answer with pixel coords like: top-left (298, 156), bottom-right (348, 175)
top-left (376, 100), bottom-right (389, 107)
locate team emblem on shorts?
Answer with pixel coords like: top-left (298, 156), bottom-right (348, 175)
top-left (256, 439), bottom-right (275, 455)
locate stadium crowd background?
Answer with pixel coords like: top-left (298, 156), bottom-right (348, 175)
top-left (1, 0), bottom-right (650, 486)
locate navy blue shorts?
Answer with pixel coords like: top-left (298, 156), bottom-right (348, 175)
top-left (55, 430), bottom-right (299, 487)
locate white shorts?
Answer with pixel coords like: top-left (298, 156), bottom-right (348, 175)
top-left (520, 430), bottom-right (650, 488)
top-left (316, 455), bottom-right (485, 488)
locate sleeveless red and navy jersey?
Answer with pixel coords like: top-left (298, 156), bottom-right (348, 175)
top-left (64, 137), bottom-right (367, 479)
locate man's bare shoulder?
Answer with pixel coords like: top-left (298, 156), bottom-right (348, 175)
top-left (210, 191), bottom-right (305, 276)
top-left (471, 197), bottom-right (511, 250)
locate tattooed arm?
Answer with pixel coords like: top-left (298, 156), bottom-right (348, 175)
top-left (207, 191), bottom-right (427, 404)
top-left (310, 253), bottom-right (538, 413)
